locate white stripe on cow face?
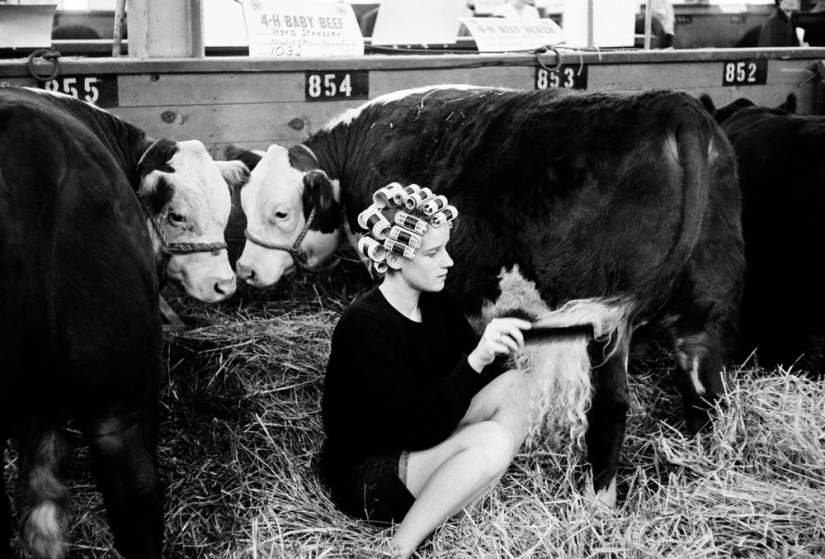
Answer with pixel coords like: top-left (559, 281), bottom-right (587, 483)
top-left (154, 140), bottom-right (236, 302)
top-left (236, 144), bottom-right (307, 287)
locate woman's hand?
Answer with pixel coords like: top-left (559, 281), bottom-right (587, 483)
top-left (467, 317), bottom-right (532, 373)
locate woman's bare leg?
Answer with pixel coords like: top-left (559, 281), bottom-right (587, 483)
top-left (390, 370), bottom-right (533, 557)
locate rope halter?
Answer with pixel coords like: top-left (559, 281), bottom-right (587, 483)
top-left (244, 207), bottom-right (326, 272)
top-left (143, 202), bottom-right (228, 282)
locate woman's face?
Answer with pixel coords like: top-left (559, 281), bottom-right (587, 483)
top-left (780, 0), bottom-right (800, 14)
top-left (395, 224), bottom-right (454, 293)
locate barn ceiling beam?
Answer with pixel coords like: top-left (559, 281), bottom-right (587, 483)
top-left (127, 0), bottom-right (205, 58)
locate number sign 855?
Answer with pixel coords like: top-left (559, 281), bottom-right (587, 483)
top-left (40, 75), bottom-right (118, 108)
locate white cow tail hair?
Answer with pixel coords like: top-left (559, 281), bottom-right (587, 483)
top-left (479, 266), bottom-right (636, 451)
top-left (522, 297), bottom-right (635, 450)
top-left (21, 428), bottom-right (69, 559)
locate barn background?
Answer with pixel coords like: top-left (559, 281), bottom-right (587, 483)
top-left (3, 0), bottom-right (825, 557)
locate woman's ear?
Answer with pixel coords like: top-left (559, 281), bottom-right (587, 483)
top-left (385, 250), bottom-right (403, 271)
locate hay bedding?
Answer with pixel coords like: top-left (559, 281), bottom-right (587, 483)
top-left (4, 259), bottom-right (825, 558)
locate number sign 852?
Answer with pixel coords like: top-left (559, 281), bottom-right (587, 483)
top-left (722, 60), bottom-right (768, 86)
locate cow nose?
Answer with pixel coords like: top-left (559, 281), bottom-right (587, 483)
top-left (215, 275), bottom-right (236, 297)
top-left (236, 261), bottom-right (253, 281)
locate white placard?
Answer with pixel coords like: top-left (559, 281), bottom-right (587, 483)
top-left (562, 0), bottom-right (635, 48)
top-left (242, 0), bottom-right (364, 58)
top-left (460, 17), bottom-right (565, 52)
top-left (371, 0), bottom-right (468, 46)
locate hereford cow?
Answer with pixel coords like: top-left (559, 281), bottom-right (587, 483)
top-left (702, 94), bottom-right (825, 373)
top-left (228, 86), bottom-right (744, 505)
top-left (0, 85), bottom-right (247, 557)
top-left (1, 89), bottom-right (162, 557)
top-left (0, 85), bottom-right (248, 303)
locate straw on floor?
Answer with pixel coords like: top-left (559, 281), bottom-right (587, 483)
top-left (4, 259), bottom-right (825, 558)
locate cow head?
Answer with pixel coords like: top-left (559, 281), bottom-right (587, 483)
top-left (234, 144), bottom-right (343, 288)
top-left (137, 139), bottom-right (248, 302)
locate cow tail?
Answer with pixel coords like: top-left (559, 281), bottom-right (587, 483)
top-left (522, 296), bottom-right (635, 450)
top-left (481, 267), bottom-right (635, 451)
top-left (19, 427), bottom-right (69, 559)
top-left (644, 101), bottom-right (712, 314)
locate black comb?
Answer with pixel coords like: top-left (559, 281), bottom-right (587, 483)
top-left (522, 324), bottom-right (595, 344)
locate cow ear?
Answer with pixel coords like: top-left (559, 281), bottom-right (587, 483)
top-left (288, 144), bottom-right (320, 172)
top-left (215, 160), bottom-right (250, 192)
top-left (302, 170), bottom-right (341, 234)
top-left (138, 173), bottom-right (175, 216)
top-left (138, 138), bottom-right (177, 179)
top-left (224, 144), bottom-right (263, 172)
top-left (698, 94), bottom-right (717, 117)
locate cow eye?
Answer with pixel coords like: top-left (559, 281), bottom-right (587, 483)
top-left (274, 210), bottom-right (289, 220)
top-left (168, 211), bottom-right (186, 224)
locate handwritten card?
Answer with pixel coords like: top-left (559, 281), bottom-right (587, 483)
top-left (459, 17), bottom-right (565, 52)
top-left (242, 0), bottom-right (364, 58)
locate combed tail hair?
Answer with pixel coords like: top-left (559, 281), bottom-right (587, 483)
top-left (21, 429), bottom-right (69, 559)
top-left (481, 266), bottom-right (636, 450)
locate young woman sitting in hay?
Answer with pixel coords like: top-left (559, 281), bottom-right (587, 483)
top-left (319, 184), bottom-right (535, 558)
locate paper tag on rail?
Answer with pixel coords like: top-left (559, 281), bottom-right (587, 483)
top-left (460, 17), bottom-right (565, 52)
top-left (242, 0), bottom-right (364, 57)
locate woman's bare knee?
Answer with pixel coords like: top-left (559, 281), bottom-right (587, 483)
top-left (408, 421), bottom-right (514, 492)
top-left (462, 370), bottom-right (531, 425)
top-left (464, 421), bottom-right (516, 477)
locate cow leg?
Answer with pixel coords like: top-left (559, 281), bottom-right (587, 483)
top-left (82, 413), bottom-right (163, 559)
top-left (671, 325), bottom-right (729, 434)
top-left (584, 340), bottom-right (630, 509)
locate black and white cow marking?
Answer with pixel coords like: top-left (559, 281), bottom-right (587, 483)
top-left (1, 85), bottom-right (248, 303)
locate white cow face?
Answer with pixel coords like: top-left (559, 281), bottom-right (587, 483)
top-left (236, 144), bottom-right (342, 288)
top-left (138, 139), bottom-right (246, 303)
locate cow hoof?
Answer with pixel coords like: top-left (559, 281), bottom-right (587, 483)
top-left (584, 474), bottom-right (617, 511)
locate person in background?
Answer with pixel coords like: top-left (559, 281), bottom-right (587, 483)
top-left (650, 0), bottom-right (675, 48)
top-left (759, 0), bottom-right (802, 46)
top-left (319, 186), bottom-right (534, 559)
top-left (492, 0), bottom-right (540, 19)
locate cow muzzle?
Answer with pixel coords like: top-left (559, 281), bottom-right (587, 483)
top-left (166, 252), bottom-right (237, 302)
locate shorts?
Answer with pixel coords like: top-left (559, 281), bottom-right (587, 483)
top-left (327, 449), bottom-right (415, 525)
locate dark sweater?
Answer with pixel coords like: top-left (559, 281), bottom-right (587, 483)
top-left (320, 287), bottom-right (492, 485)
top-left (758, 8), bottom-right (800, 47)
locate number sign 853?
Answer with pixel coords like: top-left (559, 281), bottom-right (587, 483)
top-left (535, 65), bottom-right (588, 91)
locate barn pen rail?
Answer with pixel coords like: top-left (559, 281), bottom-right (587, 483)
top-left (2, 48), bottom-right (824, 158)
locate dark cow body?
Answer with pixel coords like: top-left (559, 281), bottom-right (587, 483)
top-left (0, 89), bottom-right (163, 556)
top-left (708, 97), bottom-right (825, 372)
top-left (231, 87), bottom-right (744, 500)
